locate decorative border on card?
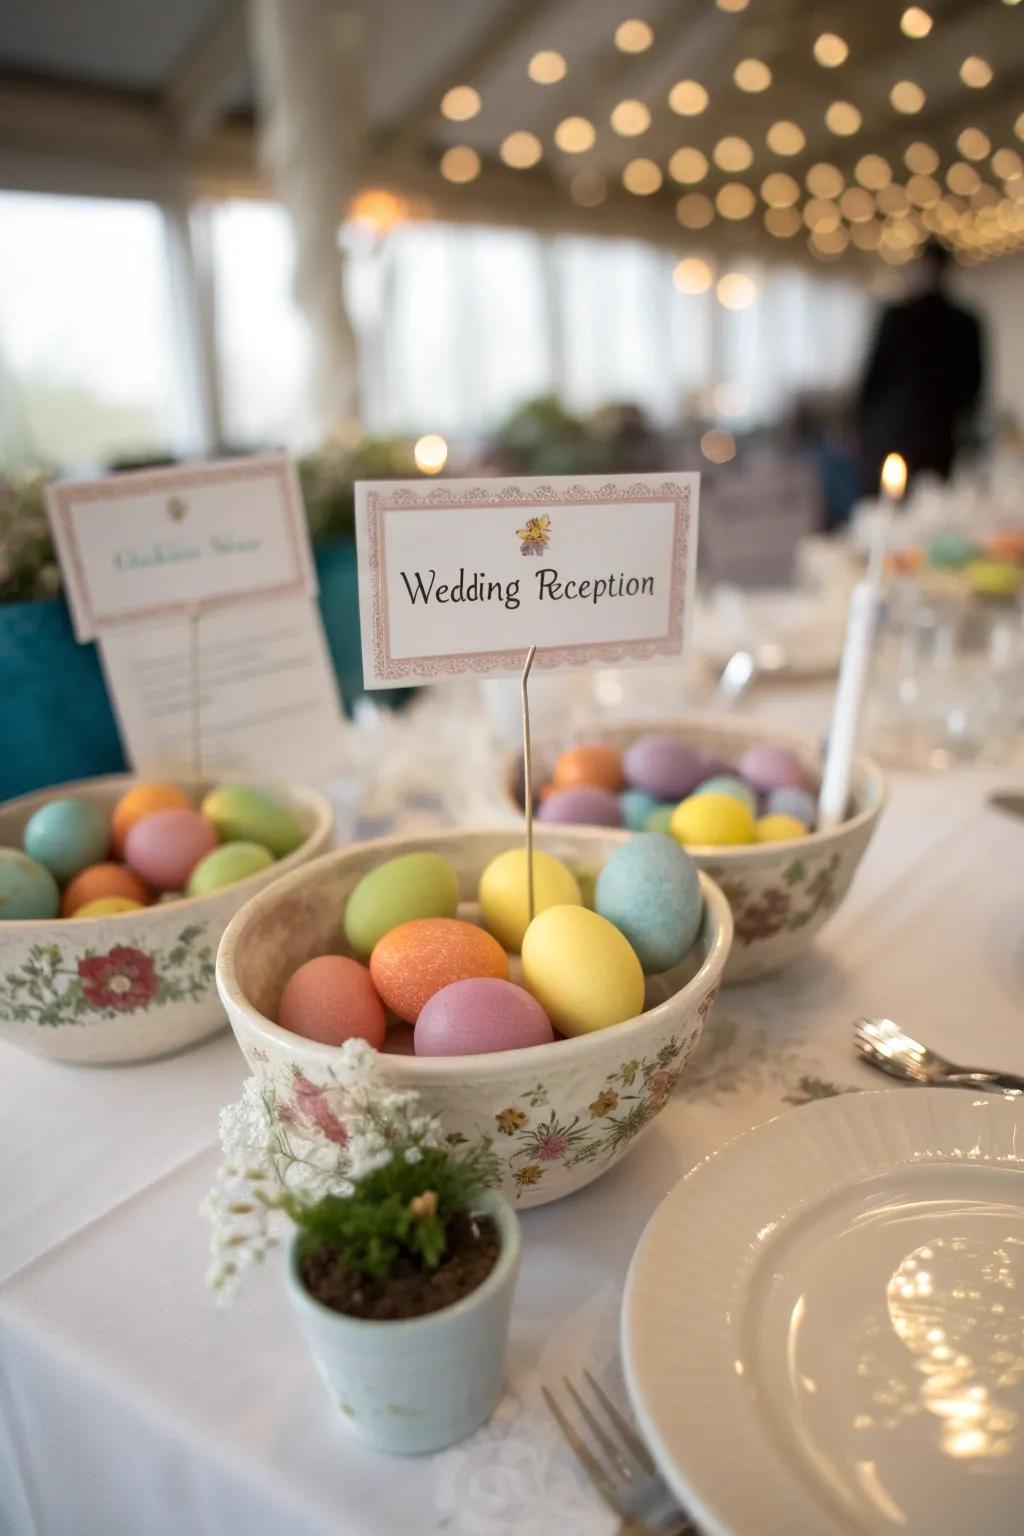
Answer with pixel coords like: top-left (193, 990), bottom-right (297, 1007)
top-left (48, 456), bottom-right (313, 638)
top-left (366, 480), bottom-right (693, 681)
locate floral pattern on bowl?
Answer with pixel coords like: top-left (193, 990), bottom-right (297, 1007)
top-left (0, 925), bottom-right (214, 1026)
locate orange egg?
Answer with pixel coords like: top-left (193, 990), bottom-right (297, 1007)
top-left (61, 862), bottom-right (153, 917)
top-left (111, 781), bottom-right (192, 855)
top-left (369, 918), bottom-right (508, 1024)
top-left (552, 744), bottom-right (625, 792)
top-left (985, 530), bottom-right (1024, 565)
top-left (278, 955), bottom-right (386, 1047)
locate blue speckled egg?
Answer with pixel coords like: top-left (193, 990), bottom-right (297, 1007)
top-left (23, 798), bottom-right (110, 882)
top-left (765, 785), bottom-right (817, 828)
top-left (693, 775), bottom-right (758, 816)
top-left (0, 850), bottom-right (60, 920)
top-left (619, 789), bottom-right (661, 831)
top-left (595, 832), bottom-right (704, 974)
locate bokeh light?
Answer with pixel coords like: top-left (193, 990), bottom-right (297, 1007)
top-left (767, 121), bottom-right (806, 155)
top-left (669, 148), bottom-right (709, 184)
top-left (890, 81), bottom-right (926, 113)
top-left (716, 272), bottom-right (757, 309)
top-left (440, 146), bottom-right (481, 183)
top-left (734, 59), bottom-right (772, 92)
top-left (414, 434), bottom-right (448, 474)
top-left (555, 116), bottom-right (596, 152)
top-left (673, 257), bottom-right (713, 293)
top-left (611, 99), bottom-right (651, 136)
top-left (825, 101), bottom-right (862, 136)
top-left (669, 80), bottom-right (709, 115)
top-left (676, 192), bottom-right (714, 228)
top-left (500, 132), bottom-right (542, 169)
top-left (615, 19), bottom-right (654, 52)
top-left (714, 136), bottom-right (753, 172)
top-left (622, 158), bottom-right (663, 194)
top-left (528, 51), bottom-right (566, 84)
top-left (814, 33), bottom-right (848, 67)
top-left (441, 86), bottom-right (481, 121)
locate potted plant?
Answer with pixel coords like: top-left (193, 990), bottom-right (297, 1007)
top-left (202, 1040), bottom-right (519, 1454)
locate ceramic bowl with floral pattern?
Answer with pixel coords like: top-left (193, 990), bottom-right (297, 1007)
top-left (498, 717), bottom-right (884, 984)
top-left (0, 774), bottom-right (332, 1065)
top-left (217, 827), bottom-right (733, 1210)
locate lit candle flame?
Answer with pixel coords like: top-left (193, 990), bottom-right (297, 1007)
top-left (881, 452), bottom-right (907, 502)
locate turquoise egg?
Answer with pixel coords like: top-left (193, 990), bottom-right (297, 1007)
top-left (619, 789), bottom-right (661, 831)
top-left (595, 832), bottom-right (704, 974)
top-left (693, 775), bottom-right (758, 816)
top-left (643, 804), bottom-right (675, 835)
top-left (0, 850), bottom-right (61, 920)
top-left (23, 797), bottom-right (109, 882)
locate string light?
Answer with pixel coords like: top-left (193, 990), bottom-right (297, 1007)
top-left (734, 59), bottom-right (772, 92)
top-left (615, 19), bottom-right (654, 52)
top-left (554, 116), bottom-right (596, 152)
top-left (958, 128), bottom-right (991, 160)
top-left (850, 220), bottom-right (882, 250)
top-left (890, 81), bottom-right (925, 113)
top-left (414, 435), bottom-right (448, 474)
top-left (669, 148), bottom-right (709, 184)
top-left (676, 192), bottom-right (714, 227)
top-left (806, 162), bottom-right (844, 198)
top-left (900, 7), bottom-right (932, 37)
top-left (570, 169), bottom-right (607, 206)
top-left (500, 132), bottom-right (543, 169)
top-left (439, 146), bottom-right (481, 182)
top-left (907, 174), bottom-right (941, 207)
top-left (440, 86), bottom-right (481, 121)
top-left (960, 56), bottom-right (993, 88)
top-left (803, 197), bottom-right (841, 232)
top-left (528, 51), bottom-right (566, 84)
top-left (877, 183), bottom-right (911, 215)
top-left (825, 102), bottom-right (862, 136)
top-left (840, 186), bottom-right (875, 221)
top-left (611, 100), bottom-right (651, 136)
top-left (716, 183), bottom-right (756, 219)
top-left (905, 142), bottom-right (939, 174)
top-left (715, 0), bottom-right (749, 11)
top-left (810, 225), bottom-right (850, 255)
top-left (856, 154), bottom-right (893, 189)
top-left (716, 271), bottom-right (757, 308)
top-left (947, 161), bottom-right (982, 195)
top-left (622, 157), bottom-right (663, 194)
top-left (348, 189), bottom-right (407, 231)
top-left (1016, 114), bottom-right (1024, 142)
top-left (993, 147), bottom-right (1024, 180)
top-left (761, 172), bottom-right (800, 207)
top-left (701, 429), bottom-right (736, 463)
top-left (668, 80), bottom-right (708, 115)
top-left (714, 136), bottom-right (753, 172)
top-left (673, 257), bottom-right (713, 293)
top-left (813, 33), bottom-right (849, 67)
top-left (766, 121), bottom-right (805, 156)
top-left (765, 206), bottom-right (801, 237)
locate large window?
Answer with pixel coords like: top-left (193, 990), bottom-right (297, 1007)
top-left (0, 192), bottom-right (182, 471)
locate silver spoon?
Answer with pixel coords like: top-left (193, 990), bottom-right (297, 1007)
top-left (855, 1016), bottom-right (1024, 1095)
top-left (712, 644), bottom-right (787, 709)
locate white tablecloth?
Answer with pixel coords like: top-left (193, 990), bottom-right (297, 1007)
top-left (3, 685), bottom-right (1023, 1536)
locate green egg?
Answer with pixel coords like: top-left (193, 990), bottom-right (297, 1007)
top-left (643, 805), bottom-right (675, 835)
top-left (200, 785), bottom-right (304, 858)
top-left (0, 850), bottom-right (60, 920)
top-left (186, 841), bottom-right (274, 896)
top-left (344, 852), bottom-right (459, 957)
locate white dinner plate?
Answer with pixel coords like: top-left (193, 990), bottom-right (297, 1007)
top-left (622, 1090), bottom-right (1024, 1536)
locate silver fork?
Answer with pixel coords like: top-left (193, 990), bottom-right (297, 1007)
top-left (854, 1016), bottom-right (1024, 1095)
top-left (543, 1371), bottom-right (695, 1534)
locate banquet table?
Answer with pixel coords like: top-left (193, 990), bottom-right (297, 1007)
top-left (2, 680), bottom-right (1023, 1536)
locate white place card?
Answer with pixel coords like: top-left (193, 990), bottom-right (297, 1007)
top-left (46, 455), bottom-right (315, 640)
top-left (355, 473), bottom-right (699, 688)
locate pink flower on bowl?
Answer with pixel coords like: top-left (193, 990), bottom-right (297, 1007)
top-left (77, 946), bottom-right (158, 1013)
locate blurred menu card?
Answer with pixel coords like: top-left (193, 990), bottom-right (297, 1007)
top-left (46, 456), bottom-right (344, 779)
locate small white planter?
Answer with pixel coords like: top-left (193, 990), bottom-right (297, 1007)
top-left (286, 1191), bottom-right (520, 1454)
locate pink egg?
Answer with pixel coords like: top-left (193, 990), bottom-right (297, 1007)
top-left (537, 786), bottom-right (622, 827)
top-left (123, 808), bottom-right (219, 891)
top-left (415, 977), bottom-right (554, 1057)
top-left (278, 955), bottom-right (386, 1047)
top-left (737, 742), bottom-right (808, 793)
top-left (622, 736), bottom-right (707, 800)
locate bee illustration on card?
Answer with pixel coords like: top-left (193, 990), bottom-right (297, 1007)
top-left (516, 514), bottom-right (551, 556)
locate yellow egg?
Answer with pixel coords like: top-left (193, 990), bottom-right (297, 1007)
top-left (574, 862), bottom-right (601, 910)
top-left (478, 848), bottom-right (582, 952)
top-left (670, 792), bottom-right (755, 847)
top-left (755, 813), bottom-right (808, 843)
top-left (521, 905), bottom-right (644, 1036)
top-left (71, 896), bottom-right (145, 918)
top-left (966, 559), bottom-right (1022, 598)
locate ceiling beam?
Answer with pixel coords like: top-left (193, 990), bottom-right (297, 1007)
top-left (163, 0), bottom-right (248, 145)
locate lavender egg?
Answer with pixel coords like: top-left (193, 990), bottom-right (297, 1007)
top-left (537, 786), bottom-right (622, 827)
top-left (737, 742), bottom-right (808, 794)
top-left (415, 977), bottom-right (555, 1056)
top-left (623, 736), bottom-right (707, 800)
top-left (766, 785), bottom-right (817, 828)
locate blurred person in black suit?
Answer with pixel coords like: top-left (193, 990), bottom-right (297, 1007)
top-left (856, 240), bottom-right (985, 493)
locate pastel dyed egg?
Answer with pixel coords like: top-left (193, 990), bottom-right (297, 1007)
top-left (619, 789), bottom-right (660, 831)
top-left (552, 744), bottom-right (625, 792)
top-left (125, 809), bottom-right (219, 891)
top-left (644, 804), bottom-right (675, 835)
top-left (574, 862), bottom-right (601, 909)
top-left (73, 896), bottom-right (145, 918)
top-left (622, 736), bottom-right (707, 801)
top-left (278, 955), bottom-right (386, 1048)
top-left (755, 813), bottom-right (808, 843)
top-left (186, 841), bottom-right (274, 896)
top-left (61, 862), bottom-right (152, 917)
top-left (595, 833), bottom-right (703, 974)
top-left (200, 785), bottom-right (303, 858)
top-left (23, 798), bottom-right (109, 882)
top-left (521, 905), bottom-right (644, 1036)
top-left (0, 850), bottom-right (60, 920)
top-left (537, 786), bottom-right (622, 827)
top-left (479, 848), bottom-right (581, 952)
top-left (765, 785), bottom-right (817, 827)
top-left (111, 781), bottom-right (191, 855)
top-left (370, 918), bottom-right (508, 1024)
top-left (670, 792), bottom-right (755, 847)
top-left (693, 775), bottom-right (757, 815)
top-left (737, 743), bottom-right (807, 794)
top-left (415, 978), bottom-right (554, 1057)
top-left (345, 852), bottom-right (459, 957)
